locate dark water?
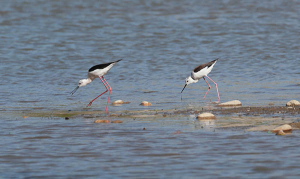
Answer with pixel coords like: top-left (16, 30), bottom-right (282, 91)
top-left (0, 0), bottom-right (300, 178)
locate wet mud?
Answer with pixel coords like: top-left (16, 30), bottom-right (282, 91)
top-left (15, 105), bottom-right (300, 132)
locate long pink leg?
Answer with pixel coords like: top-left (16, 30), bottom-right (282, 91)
top-left (203, 77), bottom-right (211, 100)
top-left (206, 75), bottom-right (220, 102)
top-left (102, 77), bottom-right (112, 113)
top-left (86, 76), bottom-right (108, 107)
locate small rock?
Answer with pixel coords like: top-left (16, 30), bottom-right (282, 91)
top-left (276, 130), bottom-right (286, 136)
top-left (112, 100), bottom-right (123, 105)
top-left (273, 124), bottom-right (292, 132)
top-left (218, 100), bottom-right (242, 107)
top-left (111, 120), bottom-right (123, 123)
top-left (140, 101), bottom-right (152, 106)
top-left (286, 100), bottom-right (300, 107)
top-left (197, 112), bottom-right (215, 120)
top-left (65, 117), bottom-right (69, 120)
top-left (143, 128), bottom-right (146, 130)
top-left (94, 119), bottom-right (110, 123)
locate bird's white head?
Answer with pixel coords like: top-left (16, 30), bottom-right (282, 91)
top-left (181, 76), bottom-right (198, 93)
top-left (71, 79), bottom-right (92, 95)
top-left (185, 76), bottom-right (198, 85)
top-left (78, 79), bottom-right (90, 87)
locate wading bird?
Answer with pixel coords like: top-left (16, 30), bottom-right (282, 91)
top-left (71, 59), bottom-right (122, 113)
top-left (181, 59), bottom-right (220, 102)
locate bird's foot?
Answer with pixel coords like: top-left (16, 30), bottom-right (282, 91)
top-left (86, 102), bottom-right (93, 107)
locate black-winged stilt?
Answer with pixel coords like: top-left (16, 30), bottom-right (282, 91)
top-left (181, 58), bottom-right (220, 102)
top-left (71, 59), bottom-right (122, 113)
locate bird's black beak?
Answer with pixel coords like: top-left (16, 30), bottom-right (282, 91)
top-left (181, 84), bottom-right (187, 93)
top-left (71, 86), bottom-right (79, 95)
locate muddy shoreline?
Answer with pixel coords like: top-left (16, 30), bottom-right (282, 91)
top-left (18, 105), bottom-right (300, 117)
top-left (11, 105), bottom-right (299, 132)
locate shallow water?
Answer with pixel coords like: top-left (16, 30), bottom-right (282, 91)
top-left (1, 115), bottom-right (300, 178)
top-left (0, 0), bottom-right (300, 178)
top-left (1, 0), bottom-right (299, 111)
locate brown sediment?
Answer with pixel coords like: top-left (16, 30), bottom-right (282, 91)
top-left (212, 106), bottom-right (300, 116)
top-left (111, 120), bottom-right (123, 123)
top-left (94, 119), bottom-right (110, 123)
top-left (109, 114), bottom-right (119, 117)
top-left (289, 121), bottom-right (300, 129)
top-left (15, 105), bottom-right (300, 132)
top-left (20, 106), bottom-right (300, 119)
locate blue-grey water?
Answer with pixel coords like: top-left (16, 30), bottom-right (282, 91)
top-left (0, 0), bottom-right (300, 178)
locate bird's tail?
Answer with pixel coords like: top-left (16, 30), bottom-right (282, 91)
top-left (210, 58), bottom-right (219, 64)
top-left (115, 59), bottom-right (123, 63)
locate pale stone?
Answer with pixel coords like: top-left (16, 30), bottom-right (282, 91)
top-left (94, 119), bottom-right (110, 123)
top-left (197, 112), bottom-right (215, 120)
top-left (112, 100), bottom-right (123, 105)
top-left (276, 130), bottom-right (286, 136)
top-left (140, 101), bottom-right (152, 106)
top-left (111, 120), bottom-right (123, 123)
top-left (286, 100), bottom-right (300, 106)
top-left (112, 100), bottom-right (130, 105)
top-left (273, 124), bottom-right (292, 132)
top-left (218, 100), bottom-right (242, 107)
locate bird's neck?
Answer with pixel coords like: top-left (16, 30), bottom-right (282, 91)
top-left (189, 76), bottom-right (198, 83)
top-left (86, 78), bottom-right (92, 84)
top-left (82, 78), bottom-right (92, 86)
top-left (192, 79), bottom-right (198, 83)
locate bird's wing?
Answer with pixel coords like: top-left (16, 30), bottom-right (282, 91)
top-left (89, 62), bottom-right (113, 72)
top-left (193, 59), bottom-right (218, 73)
top-left (88, 59), bottom-right (122, 72)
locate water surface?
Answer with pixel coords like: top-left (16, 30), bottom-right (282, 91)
top-left (0, 0), bottom-right (299, 178)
